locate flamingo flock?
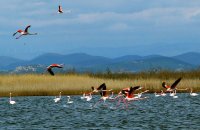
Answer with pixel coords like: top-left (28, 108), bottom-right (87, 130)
top-left (7, 3), bottom-right (199, 108)
top-left (7, 80), bottom-right (198, 107)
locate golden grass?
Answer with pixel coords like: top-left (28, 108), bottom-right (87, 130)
top-left (0, 74), bottom-right (199, 97)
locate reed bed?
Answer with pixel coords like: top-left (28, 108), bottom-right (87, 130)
top-left (0, 73), bottom-right (199, 97)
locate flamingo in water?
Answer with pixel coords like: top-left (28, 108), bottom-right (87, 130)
top-left (190, 88), bottom-right (198, 96)
top-left (9, 92), bottom-right (16, 105)
top-left (155, 90), bottom-right (166, 97)
top-left (86, 93), bottom-right (92, 101)
top-left (67, 96), bottom-right (73, 104)
top-left (47, 64), bottom-right (63, 76)
top-left (80, 92), bottom-right (92, 101)
top-left (13, 25), bottom-right (37, 39)
top-left (54, 92), bottom-right (62, 103)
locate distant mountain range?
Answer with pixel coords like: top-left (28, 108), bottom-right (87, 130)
top-left (0, 52), bottom-right (199, 73)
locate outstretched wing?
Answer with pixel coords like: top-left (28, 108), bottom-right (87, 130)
top-left (162, 82), bottom-right (167, 89)
top-left (47, 68), bottom-right (54, 76)
top-left (58, 5), bottom-right (63, 13)
top-left (51, 64), bottom-right (63, 68)
top-left (171, 77), bottom-right (182, 89)
top-left (97, 83), bottom-right (106, 90)
top-left (129, 86), bottom-right (141, 95)
top-left (133, 86), bottom-right (141, 91)
top-left (25, 25), bottom-right (31, 33)
top-left (97, 83), bottom-right (107, 96)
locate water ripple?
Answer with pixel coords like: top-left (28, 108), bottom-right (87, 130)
top-left (0, 94), bottom-right (200, 129)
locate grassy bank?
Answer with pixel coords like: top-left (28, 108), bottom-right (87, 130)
top-left (0, 73), bottom-right (199, 97)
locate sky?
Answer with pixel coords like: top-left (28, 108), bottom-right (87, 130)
top-left (0, 0), bottom-right (200, 60)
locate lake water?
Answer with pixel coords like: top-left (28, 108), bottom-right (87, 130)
top-left (0, 93), bottom-right (200, 129)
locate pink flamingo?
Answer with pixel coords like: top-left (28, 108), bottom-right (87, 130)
top-left (46, 64), bottom-right (63, 76)
top-left (13, 25), bottom-right (37, 39)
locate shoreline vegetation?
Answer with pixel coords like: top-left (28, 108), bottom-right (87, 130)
top-left (0, 70), bottom-right (199, 96)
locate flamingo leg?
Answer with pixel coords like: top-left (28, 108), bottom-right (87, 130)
top-left (123, 98), bottom-right (128, 109)
top-left (93, 99), bottom-right (103, 108)
top-left (28, 33), bottom-right (37, 35)
top-left (16, 35), bottom-right (23, 39)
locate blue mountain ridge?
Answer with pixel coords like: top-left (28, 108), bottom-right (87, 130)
top-left (0, 52), bottom-right (199, 73)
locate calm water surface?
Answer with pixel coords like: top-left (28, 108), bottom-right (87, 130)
top-left (0, 93), bottom-right (199, 129)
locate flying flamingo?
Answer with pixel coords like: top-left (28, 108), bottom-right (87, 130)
top-left (47, 64), bottom-right (63, 76)
top-left (190, 88), bottom-right (198, 96)
top-left (93, 83), bottom-right (112, 107)
top-left (95, 83), bottom-right (112, 102)
top-left (118, 86), bottom-right (142, 101)
top-left (58, 5), bottom-right (63, 13)
top-left (113, 86), bottom-right (143, 108)
top-left (9, 92), bottom-right (16, 105)
top-left (54, 92), bottom-right (61, 103)
top-left (13, 25), bottom-right (37, 39)
top-left (162, 78), bottom-right (182, 92)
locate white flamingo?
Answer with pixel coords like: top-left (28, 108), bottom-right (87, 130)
top-left (108, 92), bottom-right (115, 99)
top-left (135, 90), bottom-right (149, 98)
top-left (155, 92), bottom-right (161, 97)
top-left (190, 88), bottom-right (198, 96)
top-left (80, 93), bottom-right (86, 99)
top-left (9, 92), bottom-right (16, 105)
top-left (67, 96), bottom-right (73, 104)
top-left (54, 92), bottom-right (61, 103)
top-left (160, 90), bottom-right (166, 96)
top-left (13, 25), bottom-right (37, 39)
top-left (86, 93), bottom-right (92, 101)
top-left (171, 90), bottom-right (178, 98)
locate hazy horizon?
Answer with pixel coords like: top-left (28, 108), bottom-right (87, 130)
top-left (0, 51), bottom-right (199, 61)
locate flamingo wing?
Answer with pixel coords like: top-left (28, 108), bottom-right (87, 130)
top-left (51, 64), bottom-right (63, 68)
top-left (47, 68), bottom-right (54, 76)
top-left (58, 5), bottom-right (63, 13)
top-left (97, 83), bottom-right (107, 96)
top-left (162, 82), bottom-right (167, 89)
top-left (133, 86), bottom-right (141, 91)
top-left (171, 77), bottom-right (182, 89)
top-left (97, 83), bottom-right (106, 90)
top-left (24, 25), bottom-right (31, 33)
top-left (129, 86), bottom-right (141, 95)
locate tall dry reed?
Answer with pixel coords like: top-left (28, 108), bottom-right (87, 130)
top-left (0, 74), bottom-right (199, 96)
